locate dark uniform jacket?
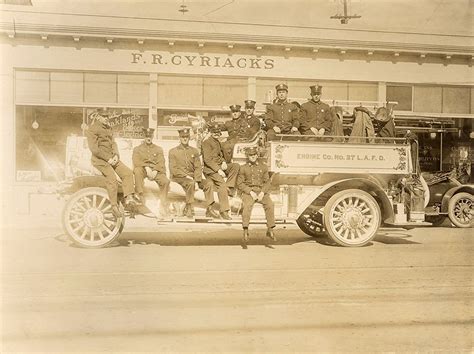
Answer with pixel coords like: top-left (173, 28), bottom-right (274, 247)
top-left (222, 116), bottom-right (245, 141)
top-left (86, 120), bottom-right (119, 165)
top-left (132, 142), bottom-right (166, 174)
top-left (241, 114), bottom-right (262, 140)
top-left (237, 161), bottom-right (272, 194)
top-left (201, 137), bottom-right (225, 174)
top-left (168, 144), bottom-right (203, 182)
top-left (300, 100), bottom-right (332, 132)
top-left (264, 100), bottom-right (300, 133)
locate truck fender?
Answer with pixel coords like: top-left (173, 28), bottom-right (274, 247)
top-left (440, 185), bottom-right (474, 213)
top-left (297, 178), bottom-right (394, 223)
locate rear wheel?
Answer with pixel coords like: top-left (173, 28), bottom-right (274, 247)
top-left (62, 187), bottom-right (125, 248)
top-left (324, 189), bottom-right (381, 247)
top-left (448, 192), bottom-right (473, 228)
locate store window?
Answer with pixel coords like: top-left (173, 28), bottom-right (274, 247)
top-left (118, 74), bottom-right (149, 105)
top-left (348, 83), bottom-right (378, 102)
top-left (84, 73), bottom-right (117, 104)
top-left (15, 70), bottom-right (49, 103)
top-left (442, 87), bottom-right (470, 114)
top-left (386, 85), bottom-right (412, 111)
top-left (15, 106), bottom-right (83, 182)
top-left (158, 75), bottom-right (203, 106)
top-left (414, 85), bottom-right (442, 113)
top-left (50, 72), bottom-right (83, 103)
top-left (202, 77), bottom-right (247, 106)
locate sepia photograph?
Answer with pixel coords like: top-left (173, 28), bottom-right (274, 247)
top-left (0, 0), bottom-right (472, 352)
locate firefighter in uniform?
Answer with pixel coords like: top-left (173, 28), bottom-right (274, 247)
top-left (201, 124), bottom-right (240, 219)
top-left (132, 128), bottom-right (170, 215)
top-left (86, 108), bottom-right (136, 217)
top-left (168, 128), bottom-right (220, 218)
top-left (221, 104), bottom-right (243, 163)
top-left (237, 146), bottom-right (276, 242)
top-left (241, 100), bottom-right (262, 140)
top-left (300, 85), bottom-right (332, 136)
top-left (264, 83), bottom-right (300, 140)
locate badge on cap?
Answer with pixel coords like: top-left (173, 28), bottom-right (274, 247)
top-left (178, 127), bottom-right (191, 137)
top-left (245, 146), bottom-right (258, 156)
top-left (275, 83), bottom-right (288, 92)
top-left (142, 128), bottom-right (155, 137)
top-left (244, 100), bottom-right (256, 109)
top-left (229, 104), bottom-right (241, 112)
top-left (310, 85), bottom-right (322, 95)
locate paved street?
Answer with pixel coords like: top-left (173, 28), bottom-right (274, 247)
top-left (1, 216), bottom-right (473, 352)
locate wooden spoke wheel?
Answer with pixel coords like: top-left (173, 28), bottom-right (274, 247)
top-left (448, 192), bottom-right (473, 228)
top-left (62, 187), bottom-right (125, 248)
top-left (324, 189), bottom-right (381, 247)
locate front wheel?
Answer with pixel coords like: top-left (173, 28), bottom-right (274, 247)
top-left (448, 192), bottom-right (473, 228)
top-left (323, 189), bottom-right (381, 247)
top-left (62, 187), bottom-right (125, 248)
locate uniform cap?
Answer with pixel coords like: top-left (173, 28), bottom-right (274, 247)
top-left (142, 128), bottom-right (155, 137)
top-left (244, 100), bottom-right (256, 108)
top-left (178, 127), bottom-right (191, 137)
top-left (310, 85), bottom-right (322, 95)
top-left (229, 104), bottom-right (241, 112)
top-left (275, 83), bottom-right (288, 92)
top-left (209, 123), bottom-right (221, 133)
top-left (245, 146), bottom-right (258, 156)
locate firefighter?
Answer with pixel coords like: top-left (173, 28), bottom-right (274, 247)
top-left (241, 100), bottom-right (262, 140)
top-left (300, 85), bottom-right (332, 136)
top-left (168, 128), bottom-right (219, 218)
top-left (86, 108), bottom-right (136, 217)
top-left (221, 104), bottom-right (243, 163)
top-left (132, 128), bottom-right (170, 216)
top-left (201, 124), bottom-right (240, 219)
top-left (264, 83), bottom-right (300, 140)
top-left (237, 146), bottom-right (276, 242)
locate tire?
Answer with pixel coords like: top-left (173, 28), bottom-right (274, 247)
top-left (425, 215), bottom-right (446, 227)
top-left (448, 192), bottom-right (473, 228)
top-left (323, 189), bottom-right (381, 247)
top-left (296, 212), bottom-right (325, 237)
top-left (62, 187), bottom-right (125, 248)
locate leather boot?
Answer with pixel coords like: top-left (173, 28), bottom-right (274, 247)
top-left (205, 206), bottom-right (219, 218)
top-left (243, 228), bottom-right (249, 242)
top-left (266, 228), bottom-right (276, 242)
top-left (184, 203), bottom-right (194, 218)
top-left (219, 210), bottom-right (232, 220)
top-left (111, 205), bottom-right (122, 218)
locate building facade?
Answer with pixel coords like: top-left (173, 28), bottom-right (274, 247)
top-left (1, 6), bottom-right (473, 213)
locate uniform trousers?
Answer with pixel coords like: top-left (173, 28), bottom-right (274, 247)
top-left (205, 162), bottom-right (240, 212)
top-left (93, 161), bottom-right (134, 206)
top-left (172, 177), bottom-right (215, 207)
top-left (133, 167), bottom-right (170, 206)
top-left (241, 193), bottom-right (275, 229)
top-left (266, 129), bottom-right (300, 141)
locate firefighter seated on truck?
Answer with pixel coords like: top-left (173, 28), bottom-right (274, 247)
top-left (237, 146), bottom-right (276, 243)
top-left (300, 85), bottom-right (332, 136)
top-left (86, 108), bottom-right (138, 218)
top-left (132, 128), bottom-right (170, 217)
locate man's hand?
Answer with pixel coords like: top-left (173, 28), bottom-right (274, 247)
top-left (250, 191), bottom-right (258, 201)
top-left (318, 128), bottom-right (326, 136)
top-left (291, 126), bottom-right (299, 133)
top-left (257, 192), bottom-right (264, 201)
top-left (221, 161), bottom-right (228, 171)
top-left (108, 155), bottom-right (119, 166)
top-left (149, 170), bottom-right (158, 180)
top-left (218, 169), bottom-right (226, 178)
top-left (310, 127), bottom-right (318, 135)
top-left (273, 126), bottom-right (281, 133)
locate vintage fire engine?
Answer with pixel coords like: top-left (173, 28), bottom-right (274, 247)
top-left (58, 110), bottom-right (472, 249)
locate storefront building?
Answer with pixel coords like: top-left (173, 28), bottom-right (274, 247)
top-left (1, 6), bottom-right (473, 213)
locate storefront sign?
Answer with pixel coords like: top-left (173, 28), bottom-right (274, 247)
top-left (131, 52), bottom-right (274, 70)
top-left (87, 109), bottom-right (148, 139)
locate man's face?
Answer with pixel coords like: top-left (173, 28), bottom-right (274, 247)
top-left (277, 90), bottom-right (287, 101)
top-left (245, 107), bottom-right (254, 116)
top-left (312, 93), bottom-right (321, 102)
top-left (211, 131), bottom-right (221, 139)
top-left (179, 135), bottom-right (190, 146)
top-left (145, 136), bottom-right (153, 144)
top-left (247, 153), bottom-right (258, 163)
top-left (231, 111), bottom-right (240, 120)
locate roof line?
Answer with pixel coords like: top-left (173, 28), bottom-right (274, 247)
top-left (1, 8), bottom-right (472, 39)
